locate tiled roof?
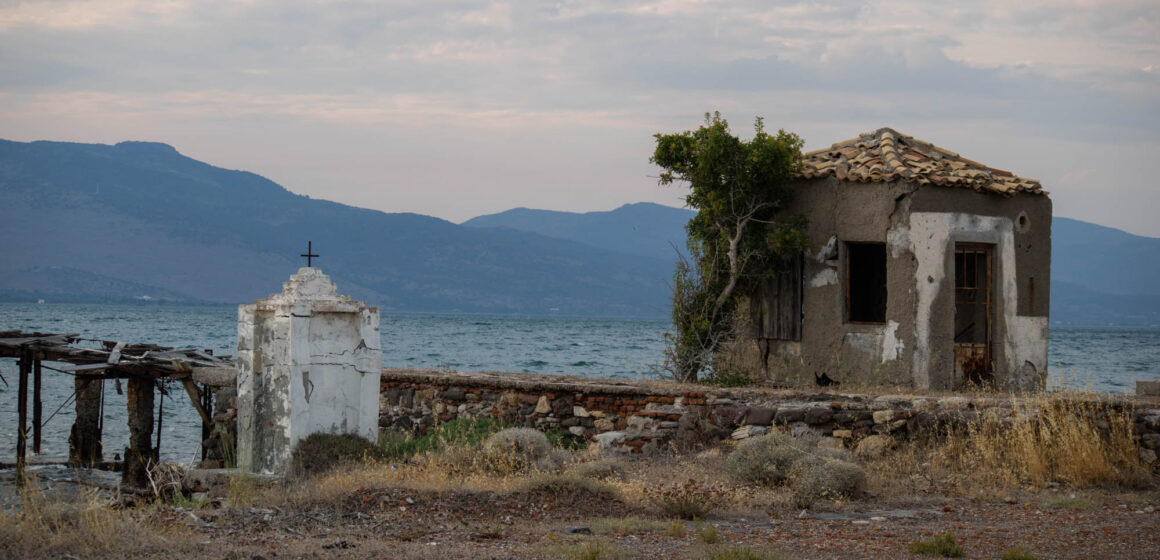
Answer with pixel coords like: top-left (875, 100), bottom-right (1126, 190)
top-left (797, 128), bottom-right (1045, 196)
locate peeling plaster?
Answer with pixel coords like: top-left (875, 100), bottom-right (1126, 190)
top-left (881, 320), bottom-right (903, 361)
top-left (810, 267), bottom-right (838, 288)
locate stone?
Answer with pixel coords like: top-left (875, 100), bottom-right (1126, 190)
top-left (775, 407), bottom-right (804, 424)
top-left (594, 431), bottom-right (627, 449)
top-left (573, 406), bottom-right (590, 418)
top-left (534, 396), bottom-right (552, 415)
top-left (561, 417), bottom-right (581, 427)
top-left (1140, 448), bottom-right (1157, 465)
top-left (594, 418), bottom-right (616, 432)
top-left (439, 388), bottom-right (465, 402)
top-left (712, 405), bottom-right (746, 428)
top-left (589, 410), bottom-right (606, 419)
top-left (568, 426), bottom-right (587, 437)
top-left (552, 396), bottom-right (574, 417)
top-left (743, 406), bottom-right (776, 426)
top-left (872, 410), bottom-right (895, 424)
top-left (938, 396), bottom-right (970, 410)
top-left (804, 407), bottom-right (834, 425)
top-left (832, 429), bottom-right (854, 439)
top-left (731, 425), bottom-right (769, 439)
top-left (1141, 433), bottom-right (1160, 450)
top-left (854, 435), bottom-right (895, 460)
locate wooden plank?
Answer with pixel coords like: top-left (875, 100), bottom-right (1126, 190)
top-left (16, 348), bottom-right (28, 479)
top-left (181, 379), bottom-right (214, 427)
top-left (33, 358), bottom-right (41, 454)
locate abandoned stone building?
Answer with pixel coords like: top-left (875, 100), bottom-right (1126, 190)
top-left (742, 128), bottom-right (1051, 392)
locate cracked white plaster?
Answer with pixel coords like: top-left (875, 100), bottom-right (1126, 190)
top-left (810, 267), bottom-right (838, 288)
top-left (236, 267), bottom-right (381, 476)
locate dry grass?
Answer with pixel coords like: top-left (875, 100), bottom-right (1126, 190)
top-left (0, 480), bottom-right (193, 559)
top-left (866, 391), bottom-right (1150, 496)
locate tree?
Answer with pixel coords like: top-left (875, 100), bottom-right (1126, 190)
top-left (652, 112), bottom-right (807, 382)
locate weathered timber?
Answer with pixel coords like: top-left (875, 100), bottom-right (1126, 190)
top-left (69, 377), bottom-right (103, 465)
top-left (122, 377), bottom-right (155, 488)
top-left (33, 356), bottom-right (42, 454)
top-left (16, 348), bottom-right (29, 479)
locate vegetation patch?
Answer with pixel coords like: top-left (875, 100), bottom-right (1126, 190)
top-left (788, 455), bottom-right (867, 508)
top-left (482, 427), bottom-right (554, 473)
top-left (292, 433), bottom-right (381, 478)
top-left (644, 478), bottom-right (733, 519)
top-left (726, 433), bottom-right (807, 487)
top-left (908, 532), bottom-right (966, 557)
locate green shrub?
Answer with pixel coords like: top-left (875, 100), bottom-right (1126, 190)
top-left (378, 418), bottom-right (505, 459)
top-left (908, 533), bottom-right (965, 557)
top-left (1001, 547), bottom-right (1037, 560)
top-left (788, 455), bottom-right (866, 508)
top-left (696, 522), bottom-right (719, 544)
top-left (291, 433), bottom-right (380, 478)
top-left (482, 428), bottom-right (553, 473)
top-left (547, 429), bottom-right (587, 450)
top-left (1002, 547), bottom-right (1039, 560)
top-left (726, 434), bottom-right (807, 487)
top-left (702, 545), bottom-right (786, 560)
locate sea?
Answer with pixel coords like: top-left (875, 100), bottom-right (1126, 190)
top-left (0, 302), bottom-right (1157, 463)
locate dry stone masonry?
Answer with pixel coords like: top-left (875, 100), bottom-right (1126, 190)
top-left (379, 369), bottom-right (1160, 465)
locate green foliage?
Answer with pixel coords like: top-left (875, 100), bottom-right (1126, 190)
top-left (908, 533), bottom-right (966, 557)
top-left (291, 433), bottom-right (381, 478)
top-left (652, 112), bottom-right (807, 381)
top-left (1001, 547), bottom-right (1038, 560)
top-left (546, 429), bottom-right (587, 451)
top-left (378, 418), bottom-right (505, 459)
top-left (696, 521), bottom-right (720, 544)
top-left (702, 546), bottom-right (787, 560)
top-left (726, 433), bottom-right (807, 487)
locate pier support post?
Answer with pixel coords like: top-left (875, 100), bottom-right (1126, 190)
top-left (16, 347), bottom-right (29, 480)
top-left (33, 356), bottom-right (42, 454)
top-left (69, 377), bottom-right (104, 465)
top-left (122, 376), bottom-right (155, 488)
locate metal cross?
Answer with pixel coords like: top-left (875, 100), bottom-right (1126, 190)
top-left (300, 241), bottom-right (320, 267)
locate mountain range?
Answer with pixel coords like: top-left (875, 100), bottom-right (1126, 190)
top-left (1, 139), bottom-right (1156, 326)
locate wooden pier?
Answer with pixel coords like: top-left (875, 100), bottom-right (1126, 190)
top-left (0, 331), bottom-right (233, 488)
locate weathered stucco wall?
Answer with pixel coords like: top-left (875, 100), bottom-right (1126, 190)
top-left (236, 268), bottom-right (381, 476)
top-left (741, 178), bottom-right (1051, 391)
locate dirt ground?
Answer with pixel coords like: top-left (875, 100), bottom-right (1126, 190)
top-left (146, 488), bottom-right (1160, 560)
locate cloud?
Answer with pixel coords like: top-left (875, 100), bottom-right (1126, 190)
top-left (1, 0), bottom-right (1158, 232)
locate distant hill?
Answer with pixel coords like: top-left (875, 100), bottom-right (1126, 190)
top-left (463, 203), bottom-right (695, 261)
top-left (0, 139), bottom-right (673, 317)
top-left (461, 204), bottom-right (1160, 328)
top-left (2, 137), bottom-right (1155, 326)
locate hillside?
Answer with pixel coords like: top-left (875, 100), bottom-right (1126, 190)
top-left (0, 139), bottom-right (672, 317)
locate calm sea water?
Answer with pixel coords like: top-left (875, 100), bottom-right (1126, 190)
top-left (0, 302), bottom-right (1156, 462)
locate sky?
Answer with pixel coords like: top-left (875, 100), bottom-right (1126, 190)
top-left (2, 0), bottom-right (1158, 236)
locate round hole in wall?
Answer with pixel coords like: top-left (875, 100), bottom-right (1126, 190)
top-left (1016, 211), bottom-right (1031, 233)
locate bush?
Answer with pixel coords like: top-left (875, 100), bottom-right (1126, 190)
top-left (702, 545), bottom-right (787, 560)
top-left (908, 533), bottom-right (965, 557)
top-left (482, 428), bottom-right (553, 473)
top-left (788, 455), bottom-right (866, 508)
top-left (573, 459), bottom-right (627, 482)
top-left (292, 433), bottom-right (380, 478)
top-left (1001, 547), bottom-right (1038, 560)
top-left (644, 478), bottom-right (732, 520)
top-left (378, 418), bottom-right (504, 459)
top-left (726, 434), bottom-right (807, 487)
top-left (547, 429), bottom-right (587, 450)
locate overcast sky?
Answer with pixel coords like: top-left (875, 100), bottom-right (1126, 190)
top-left (2, 0), bottom-right (1157, 235)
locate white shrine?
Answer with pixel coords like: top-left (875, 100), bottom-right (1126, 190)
top-left (235, 267), bottom-right (381, 475)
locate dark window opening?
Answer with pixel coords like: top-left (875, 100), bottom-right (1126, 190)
top-left (846, 242), bottom-right (887, 323)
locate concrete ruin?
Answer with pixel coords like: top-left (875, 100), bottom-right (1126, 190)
top-left (740, 128), bottom-right (1051, 391)
top-left (236, 267), bottom-right (381, 476)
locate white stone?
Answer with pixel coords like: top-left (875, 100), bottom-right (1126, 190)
top-left (589, 409), bottom-right (606, 419)
top-left (594, 431), bottom-right (627, 449)
top-left (872, 410), bottom-right (895, 424)
top-left (573, 406), bottom-right (590, 418)
top-left (236, 267), bottom-right (381, 476)
top-left (534, 396), bottom-right (551, 415)
top-left (731, 425), bottom-right (769, 439)
top-left (568, 426), bottom-right (587, 437)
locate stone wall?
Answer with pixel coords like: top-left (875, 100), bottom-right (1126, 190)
top-left (379, 369), bottom-right (1160, 465)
